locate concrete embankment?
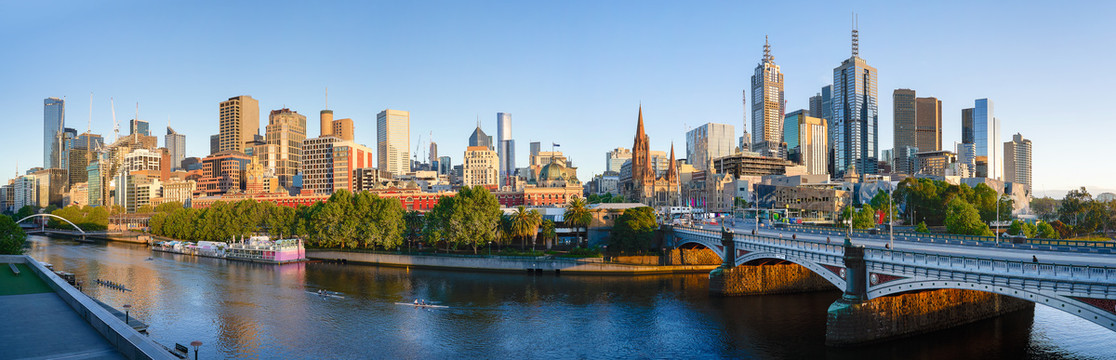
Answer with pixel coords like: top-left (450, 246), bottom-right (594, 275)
top-left (307, 250), bottom-right (719, 275)
top-left (709, 263), bottom-right (837, 296)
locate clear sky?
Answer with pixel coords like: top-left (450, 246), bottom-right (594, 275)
top-left (2, 0), bottom-right (1113, 198)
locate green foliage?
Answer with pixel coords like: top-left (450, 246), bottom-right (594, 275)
top-left (609, 207), bottom-right (658, 253)
top-left (563, 196), bottom-right (592, 247)
top-left (1037, 221), bottom-right (1057, 239)
top-left (538, 219), bottom-right (556, 245)
top-left (509, 206), bottom-right (542, 249)
top-left (1049, 220), bottom-right (1073, 239)
top-left (1030, 197), bottom-right (1059, 222)
top-left (0, 215), bottom-right (27, 255)
top-left (423, 186), bottom-right (502, 253)
top-left (49, 205), bottom-right (109, 231)
top-left (914, 221), bottom-right (929, 233)
top-left (851, 204), bottom-right (877, 229)
top-left (15, 206), bottom-right (37, 222)
top-left (564, 246), bottom-right (602, 258)
top-left (588, 193), bottom-right (626, 204)
top-left (945, 197), bottom-right (993, 236)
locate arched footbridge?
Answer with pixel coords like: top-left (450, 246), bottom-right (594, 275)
top-left (673, 225), bottom-right (1116, 332)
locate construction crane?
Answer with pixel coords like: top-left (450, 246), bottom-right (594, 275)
top-left (110, 97), bottom-right (119, 143)
top-left (413, 133), bottom-right (422, 164)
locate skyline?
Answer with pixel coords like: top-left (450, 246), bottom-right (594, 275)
top-left (2, 1), bottom-right (1114, 197)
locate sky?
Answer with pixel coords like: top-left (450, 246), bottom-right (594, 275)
top-left (2, 0), bottom-right (1113, 198)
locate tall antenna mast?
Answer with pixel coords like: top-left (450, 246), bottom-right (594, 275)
top-left (325, 87), bottom-right (329, 109)
top-left (111, 97), bottom-right (119, 143)
top-left (851, 13), bottom-right (859, 57)
top-left (87, 92), bottom-right (93, 134)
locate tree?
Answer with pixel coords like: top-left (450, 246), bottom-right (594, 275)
top-left (609, 206), bottom-right (657, 253)
top-left (0, 215), bottom-right (27, 255)
top-left (136, 204), bottom-right (155, 214)
top-left (851, 204), bottom-right (877, 229)
top-left (914, 221), bottom-right (929, 233)
top-left (15, 206), bottom-right (37, 222)
top-left (539, 219), bottom-right (556, 249)
top-left (1030, 197), bottom-right (1059, 222)
top-left (1007, 220), bottom-right (1024, 236)
top-left (945, 197), bottom-right (993, 236)
top-left (563, 196), bottom-right (592, 248)
top-left (1037, 221), bottom-right (1058, 239)
top-left (1049, 220), bottom-right (1073, 239)
top-left (404, 210), bottom-right (424, 251)
top-left (510, 206), bottom-right (542, 250)
top-left (869, 190), bottom-right (895, 222)
top-left (1059, 187), bottom-right (1092, 229)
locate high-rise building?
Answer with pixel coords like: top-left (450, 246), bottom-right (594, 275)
top-left (166, 126), bottom-right (186, 171)
top-left (437, 155), bottom-right (452, 175)
top-left (1004, 133), bottom-right (1032, 193)
top-left (210, 134), bottom-right (219, 155)
top-left (300, 134), bottom-right (375, 195)
top-left (783, 110), bottom-right (828, 175)
top-left (218, 95), bottom-right (260, 153)
top-left (961, 99), bottom-right (1001, 179)
top-left (266, 108), bottom-right (307, 189)
top-left (529, 141), bottom-right (541, 159)
top-left (832, 25), bottom-right (878, 178)
top-left (893, 89), bottom-right (917, 158)
top-left (332, 117), bottom-right (354, 141)
top-left (44, 97), bottom-right (65, 169)
top-left (915, 96), bottom-right (942, 152)
top-left (376, 109), bottom-right (410, 176)
top-left (496, 112), bottom-right (515, 187)
top-left (686, 123), bottom-right (735, 171)
top-left (750, 37), bottom-right (785, 154)
top-left (606, 148), bottom-right (632, 173)
top-left (463, 145), bottom-right (499, 189)
top-left (130, 119), bottom-right (150, 137)
top-left (468, 124), bottom-right (493, 149)
top-left (429, 141), bottom-right (438, 165)
top-left (195, 151), bottom-right (251, 197)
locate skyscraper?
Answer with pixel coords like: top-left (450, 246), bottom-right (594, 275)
top-left (750, 36), bottom-right (785, 155)
top-left (218, 95), bottom-right (260, 153)
top-left (376, 109), bottom-right (410, 176)
top-left (166, 126), bottom-right (186, 171)
top-left (831, 24), bottom-right (878, 177)
top-left (44, 97), bottom-right (65, 169)
top-left (210, 134), bottom-right (219, 155)
top-left (605, 148), bottom-right (632, 173)
top-left (685, 123), bottom-right (735, 171)
top-left (961, 99), bottom-right (1001, 179)
top-left (1004, 133), bottom-right (1032, 193)
top-left (530, 141), bottom-right (541, 159)
top-left (915, 96), bottom-right (942, 152)
top-left (783, 110), bottom-right (828, 175)
top-left (131, 119), bottom-right (150, 137)
top-left (468, 124), bottom-right (493, 149)
top-left (893, 89), bottom-right (917, 156)
top-left (429, 141), bottom-right (438, 165)
top-left (496, 112), bottom-right (515, 187)
top-left (266, 108), bottom-right (307, 189)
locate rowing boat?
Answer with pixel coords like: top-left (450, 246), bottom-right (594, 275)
top-left (307, 291), bottom-right (345, 299)
top-left (394, 302), bottom-right (448, 309)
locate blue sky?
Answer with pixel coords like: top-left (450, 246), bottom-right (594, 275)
top-left (2, 0), bottom-right (1113, 197)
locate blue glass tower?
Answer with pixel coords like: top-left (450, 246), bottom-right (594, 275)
top-left (831, 25), bottom-right (878, 178)
top-left (43, 97), bottom-right (65, 169)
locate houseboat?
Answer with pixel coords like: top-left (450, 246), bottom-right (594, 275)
top-left (151, 236), bottom-right (306, 264)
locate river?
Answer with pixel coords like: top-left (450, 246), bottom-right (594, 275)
top-left (25, 235), bottom-right (1116, 359)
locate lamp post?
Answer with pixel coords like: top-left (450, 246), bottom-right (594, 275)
top-left (122, 304), bottom-right (131, 326)
top-left (996, 195), bottom-right (1005, 244)
top-left (190, 341), bottom-right (203, 360)
top-left (889, 185), bottom-right (895, 250)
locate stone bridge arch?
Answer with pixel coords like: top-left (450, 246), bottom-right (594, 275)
top-left (868, 279), bottom-right (1116, 332)
top-left (735, 252), bottom-right (846, 291)
top-left (17, 214), bottom-right (86, 235)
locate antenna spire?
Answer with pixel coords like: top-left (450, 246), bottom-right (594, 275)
top-left (763, 35), bottom-right (773, 63)
top-left (87, 92), bottom-right (93, 134)
top-left (325, 87), bottom-right (329, 109)
top-left (851, 13), bottom-right (859, 57)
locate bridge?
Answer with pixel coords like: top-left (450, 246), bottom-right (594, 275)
top-left (17, 214), bottom-right (87, 240)
top-left (671, 224), bottom-right (1116, 345)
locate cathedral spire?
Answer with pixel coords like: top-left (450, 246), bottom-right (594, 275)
top-left (636, 104), bottom-right (645, 138)
top-left (666, 142), bottom-right (677, 181)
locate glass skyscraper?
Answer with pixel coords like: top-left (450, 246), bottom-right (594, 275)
top-left (685, 123), bottom-right (735, 171)
top-left (831, 28), bottom-right (878, 177)
top-left (377, 109), bottom-right (410, 176)
top-left (43, 97), bottom-right (65, 169)
top-left (496, 112), bottom-right (515, 187)
top-left (962, 99), bottom-right (1001, 179)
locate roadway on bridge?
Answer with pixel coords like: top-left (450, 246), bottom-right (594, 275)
top-left (693, 221), bottom-right (1116, 268)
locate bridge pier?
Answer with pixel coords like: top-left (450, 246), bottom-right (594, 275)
top-left (709, 229), bottom-right (833, 296)
top-left (825, 237), bottom-right (1033, 346)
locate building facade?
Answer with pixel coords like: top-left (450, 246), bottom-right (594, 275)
top-left (686, 123), bottom-right (735, 171)
top-left (195, 151), bottom-right (251, 197)
top-left (218, 95), bottom-right (260, 153)
top-left (463, 145), bottom-right (499, 189)
top-left (605, 147), bottom-right (632, 173)
top-left (377, 109), bottom-right (410, 176)
top-left (266, 108), bottom-right (307, 189)
top-left (496, 112), bottom-right (515, 188)
top-left (915, 96), bottom-right (942, 152)
top-left (750, 37), bottom-right (785, 155)
top-left (166, 126), bottom-right (186, 171)
top-left (831, 28), bottom-right (878, 178)
top-left (620, 107), bottom-right (679, 207)
top-left (44, 97), bottom-right (65, 169)
top-left (962, 99), bottom-right (1002, 179)
top-left (783, 110), bottom-right (828, 175)
top-left (1004, 133), bottom-right (1032, 194)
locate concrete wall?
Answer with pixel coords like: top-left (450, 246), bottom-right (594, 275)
top-left (825, 288), bottom-right (1034, 346)
top-left (308, 250), bottom-right (717, 275)
top-left (668, 248), bottom-right (722, 265)
top-left (0, 255), bottom-right (171, 359)
top-left (709, 263), bottom-right (836, 296)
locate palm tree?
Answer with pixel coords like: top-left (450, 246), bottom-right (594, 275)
top-left (539, 219), bottom-right (556, 250)
top-left (510, 206), bottom-right (542, 250)
top-left (564, 196), bottom-right (592, 248)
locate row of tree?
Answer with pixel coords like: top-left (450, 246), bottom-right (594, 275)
top-left (1029, 188), bottom-right (1116, 238)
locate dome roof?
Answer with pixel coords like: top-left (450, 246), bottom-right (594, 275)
top-left (539, 162), bottom-right (566, 182)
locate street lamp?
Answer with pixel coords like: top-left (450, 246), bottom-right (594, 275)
top-left (190, 341), bottom-right (203, 360)
top-left (995, 195), bottom-right (1006, 244)
top-left (122, 304), bottom-right (131, 326)
top-left (888, 185), bottom-right (895, 250)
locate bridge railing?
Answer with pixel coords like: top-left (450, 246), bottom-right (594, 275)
top-left (863, 247), bottom-right (1116, 284)
top-left (780, 224), bottom-right (1115, 250)
top-left (674, 226), bottom-right (845, 259)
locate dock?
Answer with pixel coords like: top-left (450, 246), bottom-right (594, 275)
top-left (91, 297), bottom-right (149, 333)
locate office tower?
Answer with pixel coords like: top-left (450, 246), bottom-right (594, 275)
top-left (832, 24), bottom-right (878, 177)
top-left (218, 95), bottom-right (260, 153)
top-left (44, 97), bottom-right (65, 169)
top-left (130, 119), bottom-right (150, 137)
top-left (429, 141), bottom-right (438, 165)
top-left (956, 142), bottom-right (976, 177)
top-left (496, 112), bottom-right (515, 187)
top-left (166, 126), bottom-right (186, 170)
top-left (961, 99), bottom-right (1001, 179)
top-left (332, 118), bottom-right (354, 141)
top-left (463, 146), bottom-right (499, 188)
top-left (1004, 133), bottom-right (1032, 193)
top-left (530, 141), bottom-right (540, 159)
top-left (210, 134), bottom-right (219, 155)
top-left (685, 123), bottom-right (735, 171)
top-left (783, 110), bottom-right (828, 175)
top-left (750, 37), bottom-right (785, 154)
top-left (606, 148), bottom-right (632, 173)
top-left (893, 89), bottom-right (917, 158)
top-left (264, 108), bottom-right (307, 190)
top-left (376, 109), bottom-right (410, 176)
top-left (915, 97), bottom-right (942, 152)
top-left (195, 151), bottom-right (251, 197)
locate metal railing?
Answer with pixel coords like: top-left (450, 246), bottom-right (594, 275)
top-left (779, 224), bottom-right (1115, 250)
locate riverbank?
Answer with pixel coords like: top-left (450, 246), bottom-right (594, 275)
top-left (307, 250), bottom-right (719, 275)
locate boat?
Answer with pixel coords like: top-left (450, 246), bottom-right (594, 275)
top-left (394, 302), bottom-right (449, 309)
top-left (151, 236), bottom-right (307, 264)
top-left (307, 291), bottom-right (345, 299)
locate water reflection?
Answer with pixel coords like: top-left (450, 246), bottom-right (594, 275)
top-left (25, 235), bottom-right (1116, 359)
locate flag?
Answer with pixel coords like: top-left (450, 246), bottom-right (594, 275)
top-left (553, 143), bottom-right (560, 147)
